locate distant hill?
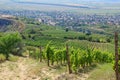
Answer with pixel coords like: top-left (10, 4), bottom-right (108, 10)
top-left (0, 19), bottom-right (13, 26)
top-left (14, 0), bottom-right (120, 4)
top-left (80, 0), bottom-right (120, 2)
top-left (0, 0), bottom-right (120, 14)
top-left (0, 16), bottom-right (24, 32)
top-left (12, 0), bottom-right (91, 9)
top-left (11, 0), bottom-right (120, 10)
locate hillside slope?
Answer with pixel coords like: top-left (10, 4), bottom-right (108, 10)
top-left (0, 17), bottom-right (24, 32)
top-left (0, 57), bottom-right (89, 80)
top-left (0, 56), bottom-right (115, 80)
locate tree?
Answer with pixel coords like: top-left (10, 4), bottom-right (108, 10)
top-left (0, 32), bottom-right (22, 59)
top-left (65, 27), bottom-right (69, 32)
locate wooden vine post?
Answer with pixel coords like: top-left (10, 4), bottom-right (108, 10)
top-left (114, 32), bottom-right (120, 80)
top-left (66, 44), bottom-right (72, 74)
top-left (40, 46), bottom-right (42, 62)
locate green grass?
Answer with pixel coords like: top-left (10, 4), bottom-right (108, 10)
top-left (87, 63), bottom-right (115, 80)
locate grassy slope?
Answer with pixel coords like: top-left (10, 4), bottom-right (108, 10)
top-left (0, 56), bottom-right (115, 80)
top-left (87, 63), bottom-right (115, 80)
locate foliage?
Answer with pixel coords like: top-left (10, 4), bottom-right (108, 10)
top-left (0, 32), bottom-right (22, 59)
top-left (54, 49), bottom-right (66, 65)
top-left (93, 49), bottom-right (113, 63)
top-left (0, 54), bottom-right (6, 62)
top-left (36, 44), bottom-right (113, 73)
top-left (26, 46), bottom-right (39, 60)
top-left (45, 41), bottom-right (55, 66)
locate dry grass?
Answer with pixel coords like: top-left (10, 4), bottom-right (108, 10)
top-left (0, 56), bottom-right (115, 80)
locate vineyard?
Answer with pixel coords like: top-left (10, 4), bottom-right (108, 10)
top-left (26, 41), bottom-right (113, 73)
top-left (0, 18), bottom-right (117, 80)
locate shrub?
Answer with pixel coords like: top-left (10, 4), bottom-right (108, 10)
top-left (26, 46), bottom-right (39, 59)
top-left (8, 54), bottom-right (19, 62)
top-left (0, 32), bottom-right (22, 59)
top-left (0, 54), bottom-right (6, 62)
top-left (78, 36), bottom-right (85, 40)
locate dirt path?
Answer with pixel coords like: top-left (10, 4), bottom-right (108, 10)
top-left (0, 57), bottom-right (89, 80)
top-left (0, 57), bottom-right (40, 80)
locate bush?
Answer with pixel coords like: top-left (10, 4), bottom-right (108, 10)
top-left (0, 54), bottom-right (6, 62)
top-left (0, 32), bottom-right (22, 59)
top-left (26, 46), bottom-right (40, 59)
top-left (8, 54), bottom-right (19, 62)
top-left (78, 36), bottom-right (85, 40)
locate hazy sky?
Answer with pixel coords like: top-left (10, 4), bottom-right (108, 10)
top-left (17, 0), bottom-right (120, 3)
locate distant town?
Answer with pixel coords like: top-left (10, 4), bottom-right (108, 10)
top-left (0, 9), bottom-right (120, 29)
